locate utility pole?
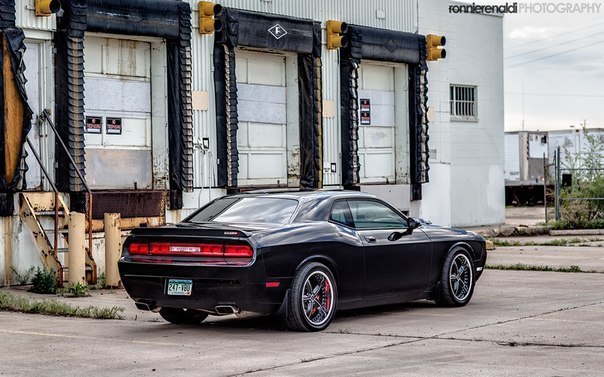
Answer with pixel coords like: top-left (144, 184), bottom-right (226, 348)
top-left (521, 81), bottom-right (525, 131)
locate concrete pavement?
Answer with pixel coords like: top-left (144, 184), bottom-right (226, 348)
top-left (488, 244), bottom-right (604, 272)
top-left (2, 269), bottom-right (604, 376)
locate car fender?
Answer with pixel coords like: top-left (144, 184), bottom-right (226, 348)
top-left (295, 254), bottom-right (340, 285)
top-left (445, 241), bottom-right (475, 261)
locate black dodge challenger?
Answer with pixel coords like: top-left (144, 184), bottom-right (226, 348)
top-left (119, 190), bottom-right (487, 331)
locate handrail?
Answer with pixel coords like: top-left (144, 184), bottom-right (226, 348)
top-left (39, 109), bottom-right (94, 279)
top-left (25, 137), bottom-right (61, 265)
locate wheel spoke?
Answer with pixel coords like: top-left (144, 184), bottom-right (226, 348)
top-left (316, 302), bottom-right (328, 319)
top-left (458, 264), bottom-right (466, 276)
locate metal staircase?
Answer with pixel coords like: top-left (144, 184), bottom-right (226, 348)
top-left (19, 110), bottom-right (97, 286)
top-left (19, 192), bottom-right (97, 286)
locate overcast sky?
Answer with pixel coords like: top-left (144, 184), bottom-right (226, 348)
top-left (463, 0), bottom-right (604, 131)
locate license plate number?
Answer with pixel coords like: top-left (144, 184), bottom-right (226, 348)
top-left (167, 279), bottom-right (192, 296)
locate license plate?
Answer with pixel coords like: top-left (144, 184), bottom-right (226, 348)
top-left (167, 279), bottom-right (192, 296)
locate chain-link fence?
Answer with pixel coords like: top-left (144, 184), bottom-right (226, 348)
top-left (551, 144), bottom-right (604, 226)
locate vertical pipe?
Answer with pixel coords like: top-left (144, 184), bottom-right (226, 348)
top-left (88, 193), bottom-right (95, 283)
top-left (104, 213), bottom-right (122, 288)
top-left (53, 191), bottom-right (59, 255)
top-left (555, 147), bottom-right (561, 221)
top-left (3, 217), bottom-right (13, 287)
top-left (543, 152), bottom-right (548, 223)
top-left (68, 212), bottom-right (86, 286)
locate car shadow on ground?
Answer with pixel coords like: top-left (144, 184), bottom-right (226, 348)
top-left (132, 300), bottom-right (438, 334)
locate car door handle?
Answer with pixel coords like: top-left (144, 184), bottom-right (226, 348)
top-left (365, 235), bottom-right (376, 242)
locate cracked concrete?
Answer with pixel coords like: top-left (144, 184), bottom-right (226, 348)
top-left (2, 269), bottom-right (604, 376)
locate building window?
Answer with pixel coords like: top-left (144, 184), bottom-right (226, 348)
top-left (450, 85), bottom-right (477, 121)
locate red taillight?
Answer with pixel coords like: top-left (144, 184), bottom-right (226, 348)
top-left (128, 241), bottom-right (252, 264)
top-left (129, 242), bottom-right (150, 255)
top-left (224, 245), bottom-right (253, 258)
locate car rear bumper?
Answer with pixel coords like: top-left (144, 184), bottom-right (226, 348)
top-left (118, 259), bottom-right (289, 314)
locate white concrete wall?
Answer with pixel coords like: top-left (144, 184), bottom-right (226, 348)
top-left (418, 0), bottom-right (504, 227)
top-left (0, 207), bottom-right (45, 287)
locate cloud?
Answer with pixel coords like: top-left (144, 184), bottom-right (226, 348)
top-left (508, 26), bottom-right (554, 41)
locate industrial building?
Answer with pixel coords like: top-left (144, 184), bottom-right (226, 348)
top-left (0, 0), bottom-right (504, 286)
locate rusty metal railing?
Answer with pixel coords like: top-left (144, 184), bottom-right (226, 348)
top-left (25, 136), bottom-right (63, 285)
top-left (39, 110), bottom-right (94, 282)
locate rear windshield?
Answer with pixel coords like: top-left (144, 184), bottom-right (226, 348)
top-left (187, 197), bottom-right (299, 224)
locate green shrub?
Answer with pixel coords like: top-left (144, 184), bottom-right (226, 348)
top-left (549, 219), bottom-right (604, 230)
top-left (29, 268), bottom-right (57, 294)
top-left (558, 127), bottom-right (604, 228)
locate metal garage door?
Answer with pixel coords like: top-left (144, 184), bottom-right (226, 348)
top-left (23, 41), bottom-right (43, 189)
top-left (83, 36), bottom-right (152, 190)
top-left (236, 50), bottom-right (288, 187)
top-left (358, 63), bottom-right (396, 183)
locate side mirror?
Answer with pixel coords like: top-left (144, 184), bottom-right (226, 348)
top-left (387, 218), bottom-right (419, 241)
top-left (407, 218), bottom-right (419, 232)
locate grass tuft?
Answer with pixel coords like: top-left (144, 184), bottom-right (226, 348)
top-left (489, 237), bottom-right (604, 247)
top-left (486, 263), bottom-right (596, 273)
top-left (0, 292), bottom-right (124, 320)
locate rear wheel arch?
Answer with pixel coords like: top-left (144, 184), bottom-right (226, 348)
top-left (296, 255), bottom-right (339, 286)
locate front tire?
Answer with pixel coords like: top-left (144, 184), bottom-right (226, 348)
top-left (435, 248), bottom-right (475, 307)
top-left (159, 308), bottom-right (208, 325)
top-left (283, 262), bottom-right (337, 332)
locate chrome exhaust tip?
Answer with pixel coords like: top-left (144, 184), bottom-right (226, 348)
top-left (135, 301), bottom-right (158, 312)
top-left (214, 305), bottom-right (239, 315)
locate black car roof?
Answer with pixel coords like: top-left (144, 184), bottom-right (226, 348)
top-left (229, 189), bottom-right (376, 201)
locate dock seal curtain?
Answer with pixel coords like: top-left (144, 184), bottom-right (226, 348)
top-left (55, 0), bottom-right (193, 207)
top-left (0, 0), bottom-right (33, 194)
top-left (340, 25), bottom-right (430, 189)
top-left (213, 8), bottom-right (323, 188)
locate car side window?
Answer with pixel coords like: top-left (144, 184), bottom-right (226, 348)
top-left (348, 200), bottom-right (407, 229)
top-left (330, 201), bottom-right (354, 227)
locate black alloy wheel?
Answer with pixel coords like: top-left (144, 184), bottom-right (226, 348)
top-left (435, 247), bottom-right (475, 306)
top-left (283, 262), bottom-right (338, 332)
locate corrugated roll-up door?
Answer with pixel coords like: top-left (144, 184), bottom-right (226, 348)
top-left (83, 36), bottom-right (153, 190)
top-left (23, 41), bottom-right (42, 189)
top-left (358, 63), bottom-right (395, 183)
top-left (236, 50), bottom-right (288, 187)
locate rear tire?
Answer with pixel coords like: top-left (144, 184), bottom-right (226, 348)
top-left (434, 248), bottom-right (475, 307)
top-left (283, 262), bottom-right (337, 332)
top-left (159, 308), bottom-right (208, 325)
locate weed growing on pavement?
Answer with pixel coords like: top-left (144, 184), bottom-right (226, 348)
top-left (0, 292), bottom-right (124, 319)
top-left (486, 263), bottom-right (596, 273)
top-left (490, 239), bottom-right (521, 247)
top-left (97, 272), bottom-right (107, 289)
top-left (57, 282), bottom-right (90, 297)
top-left (11, 266), bottom-right (35, 285)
